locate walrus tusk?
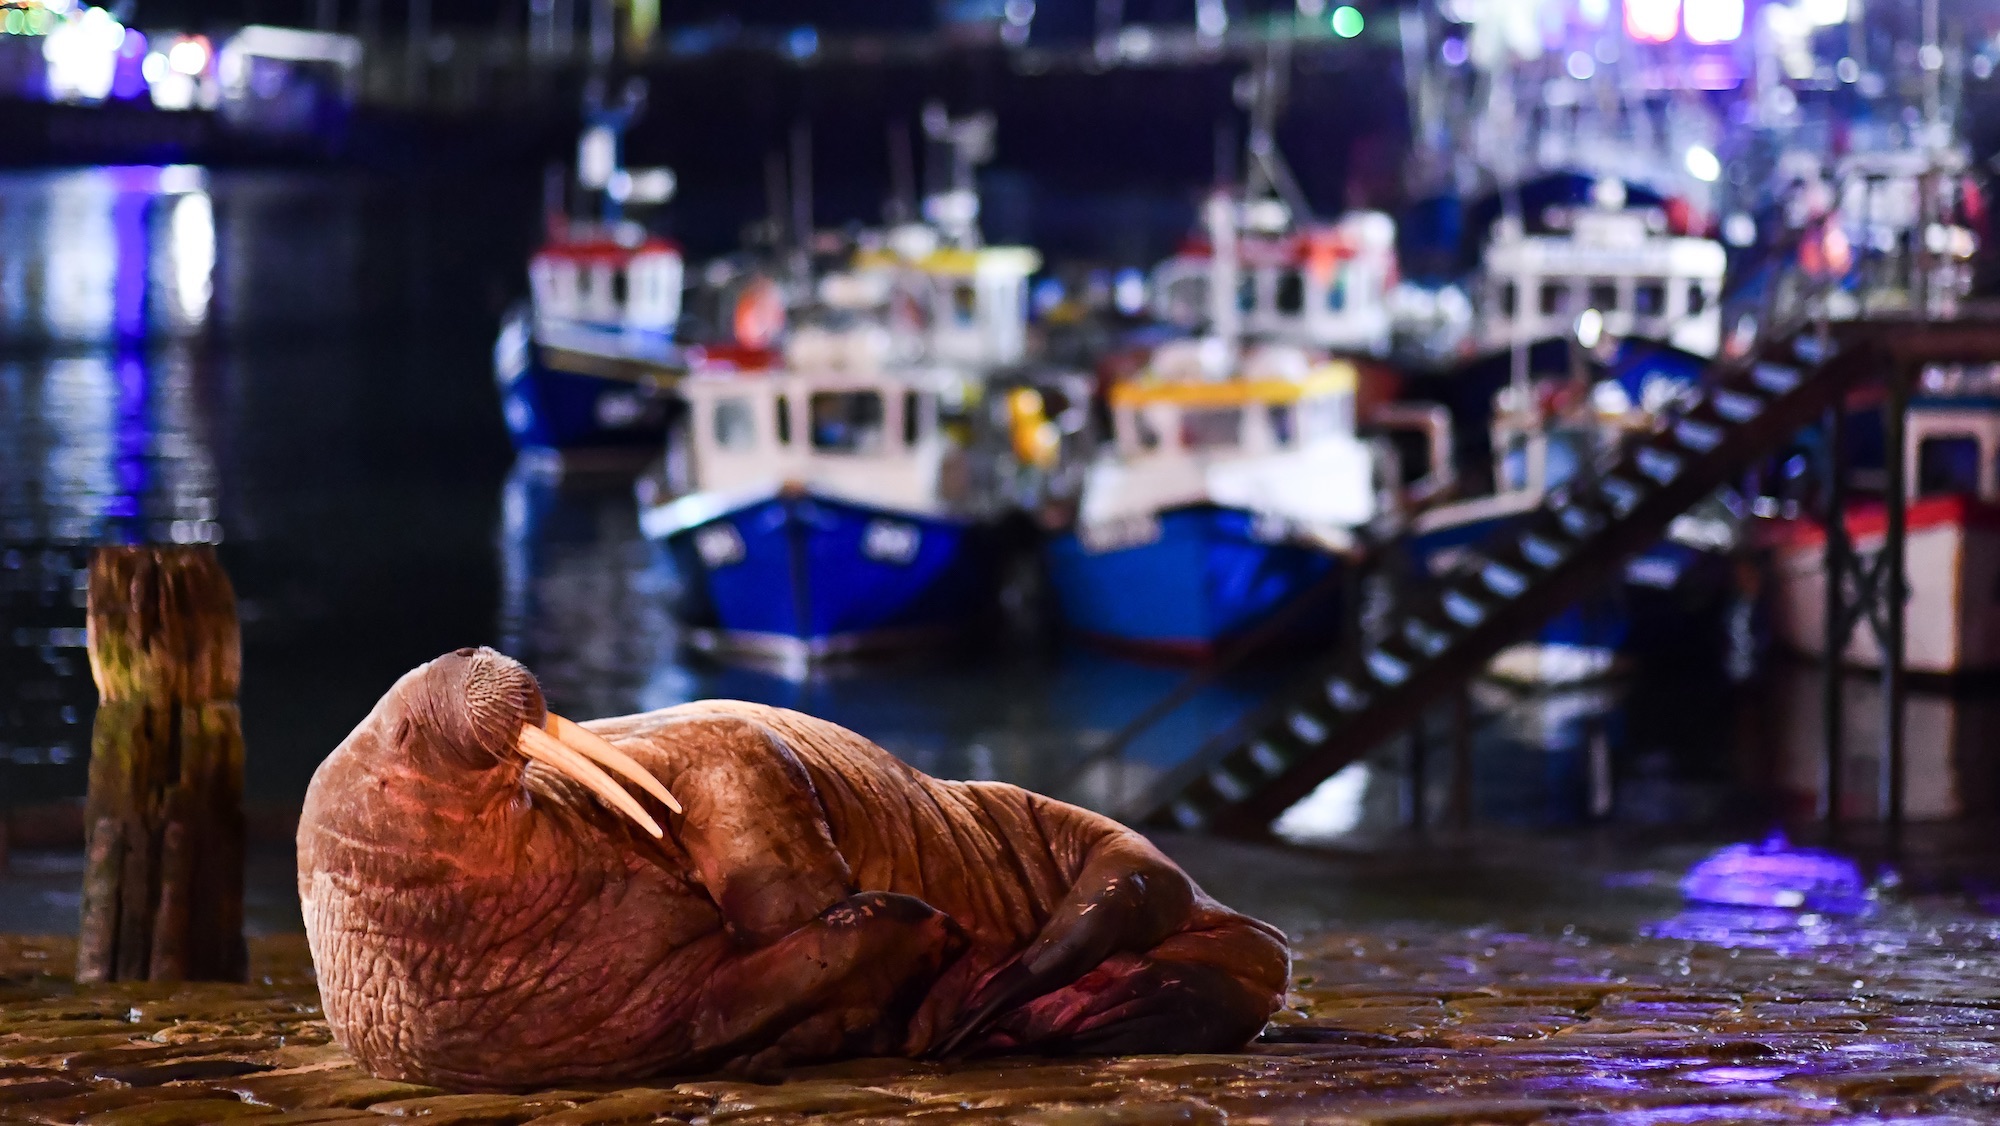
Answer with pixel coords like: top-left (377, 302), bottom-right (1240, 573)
top-left (518, 723), bottom-right (664, 839)
top-left (547, 713), bottom-right (684, 815)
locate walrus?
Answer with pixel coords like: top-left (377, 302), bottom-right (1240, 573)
top-left (298, 647), bottom-right (1290, 1090)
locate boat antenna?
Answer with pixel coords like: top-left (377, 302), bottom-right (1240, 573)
top-left (1240, 40), bottom-right (1312, 223)
top-left (921, 100), bottom-right (995, 248)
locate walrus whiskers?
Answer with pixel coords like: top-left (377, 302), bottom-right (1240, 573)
top-left (547, 714), bottom-right (684, 815)
top-left (517, 723), bottom-right (664, 838)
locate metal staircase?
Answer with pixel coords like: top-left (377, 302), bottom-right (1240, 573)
top-left (1125, 326), bottom-right (1892, 834)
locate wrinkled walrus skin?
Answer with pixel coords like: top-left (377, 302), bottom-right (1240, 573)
top-left (299, 648), bottom-right (1290, 1090)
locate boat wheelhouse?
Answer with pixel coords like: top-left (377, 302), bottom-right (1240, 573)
top-left (1477, 196), bottom-right (1726, 360)
top-left (1044, 345), bottom-right (1376, 656)
top-left (638, 343), bottom-right (994, 668)
top-left (1770, 363), bottom-right (2000, 675)
top-left (845, 237), bottom-right (1041, 373)
top-left (1151, 205), bottom-right (1399, 357)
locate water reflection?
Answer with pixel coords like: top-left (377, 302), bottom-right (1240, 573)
top-left (3, 166), bottom-right (214, 345)
top-left (1, 167), bottom-right (220, 806)
top-left (1763, 661), bottom-right (2000, 823)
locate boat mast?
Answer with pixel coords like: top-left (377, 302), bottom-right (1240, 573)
top-left (920, 101), bottom-right (996, 250)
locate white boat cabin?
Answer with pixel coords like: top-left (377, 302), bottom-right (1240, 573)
top-left (1151, 207), bottom-right (1398, 357)
top-left (1907, 364), bottom-right (2000, 503)
top-left (675, 364), bottom-right (962, 517)
top-left (1077, 344), bottom-right (1376, 537)
top-left (842, 234), bottom-right (1041, 372)
top-left (529, 236), bottom-right (684, 336)
top-left (1477, 192), bottom-right (1725, 358)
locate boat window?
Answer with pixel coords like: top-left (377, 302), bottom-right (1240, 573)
top-left (1181, 408), bottom-right (1243, 451)
top-left (1918, 434), bottom-right (1981, 496)
top-left (1299, 395), bottom-right (1346, 442)
top-left (1687, 283), bottom-right (1707, 316)
top-left (903, 390), bottom-right (923, 447)
top-left (1275, 270), bottom-right (1305, 314)
top-left (1161, 275), bottom-right (1205, 325)
top-left (1538, 282), bottom-right (1566, 317)
top-left (810, 391), bottom-right (886, 454)
top-left (775, 394), bottom-right (792, 445)
top-left (1327, 270), bottom-right (1346, 312)
top-left (1635, 280), bottom-right (1666, 316)
top-left (1546, 429), bottom-right (1587, 490)
top-left (714, 397), bottom-right (757, 451)
top-left (1268, 404), bottom-right (1296, 447)
top-left (1497, 281), bottom-right (1517, 318)
top-left (952, 281), bottom-right (978, 325)
top-left (1500, 433), bottom-right (1531, 492)
top-left (1133, 409), bottom-right (1162, 451)
top-left (1237, 275), bottom-right (1256, 313)
top-left (1587, 280), bottom-right (1618, 311)
top-left (611, 268), bottom-right (629, 309)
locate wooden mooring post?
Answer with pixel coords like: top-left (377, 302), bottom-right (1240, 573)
top-left (77, 546), bottom-right (246, 983)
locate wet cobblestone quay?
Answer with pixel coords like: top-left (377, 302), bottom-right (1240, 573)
top-left (8, 910), bottom-right (2000, 1124)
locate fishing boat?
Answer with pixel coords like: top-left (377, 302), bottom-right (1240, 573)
top-left (636, 328), bottom-right (997, 670)
top-left (1043, 336), bottom-right (1376, 657)
top-left (495, 90), bottom-right (685, 457)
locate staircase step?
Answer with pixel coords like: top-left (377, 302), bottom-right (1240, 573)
top-left (1599, 475), bottom-right (1646, 515)
top-left (1635, 446), bottom-right (1684, 485)
top-left (1753, 362), bottom-right (1802, 394)
top-left (1673, 418), bottom-right (1724, 452)
top-left (1710, 388), bottom-right (1765, 423)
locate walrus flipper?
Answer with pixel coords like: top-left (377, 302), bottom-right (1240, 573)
top-left (934, 820), bottom-right (1214, 1055)
top-left (688, 890), bottom-right (966, 1069)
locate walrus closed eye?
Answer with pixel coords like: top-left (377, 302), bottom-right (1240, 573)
top-left (299, 647), bottom-right (1291, 1090)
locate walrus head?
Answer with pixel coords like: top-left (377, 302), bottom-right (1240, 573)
top-left (359, 646), bottom-right (679, 836)
top-left (301, 647), bottom-right (699, 1087)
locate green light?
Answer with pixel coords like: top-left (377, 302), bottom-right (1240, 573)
top-left (1331, 5), bottom-right (1363, 36)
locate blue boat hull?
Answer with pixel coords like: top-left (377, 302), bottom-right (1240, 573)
top-left (1044, 506), bottom-right (1343, 657)
top-left (658, 492), bottom-right (995, 657)
top-left (494, 313), bottom-right (675, 452)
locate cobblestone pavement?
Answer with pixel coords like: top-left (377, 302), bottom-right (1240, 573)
top-left (8, 901), bottom-right (2000, 1125)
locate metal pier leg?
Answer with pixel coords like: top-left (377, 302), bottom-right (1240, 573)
top-left (1821, 401), bottom-right (1848, 829)
top-left (1451, 690), bottom-right (1473, 831)
top-left (1407, 721), bottom-right (1428, 833)
top-left (1880, 362), bottom-right (1909, 844)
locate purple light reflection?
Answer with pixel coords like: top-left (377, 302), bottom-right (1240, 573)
top-left (1679, 834), bottom-right (1873, 915)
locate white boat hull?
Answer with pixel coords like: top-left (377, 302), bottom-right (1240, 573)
top-left (1769, 496), bottom-right (2000, 675)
